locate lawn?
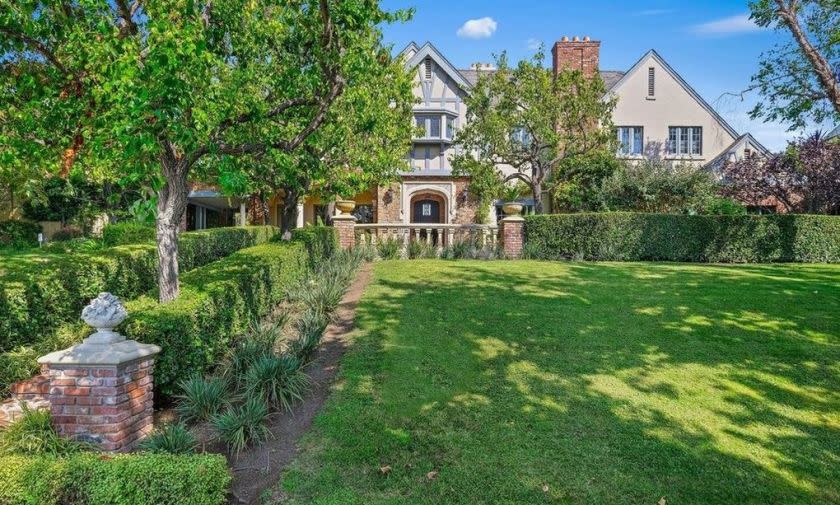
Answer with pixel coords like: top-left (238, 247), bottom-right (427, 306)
top-left (279, 260), bottom-right (840, 505)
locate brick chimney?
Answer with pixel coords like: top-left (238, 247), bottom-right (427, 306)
top-left (552, 36), bottom-right (600, 78)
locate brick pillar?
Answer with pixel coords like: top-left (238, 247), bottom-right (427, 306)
top-left (44, 359), bottom-right (155, 452)
top-left (37, 292), bottom-right (160, 452)
top-left (333, 215), bottom-right (356, 250)
top-left (499, 216), bottom-right (525, 259)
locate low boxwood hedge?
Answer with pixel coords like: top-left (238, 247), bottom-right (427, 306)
top-left (524, 212), bottom-right (840, 262)
top-left (101, 222), bottom-right (156, 247)
top-left (121, 241), bottom-right (307, 399)
top-left (0, 226), bottom-right (277, 353)
top-left (0, 453), bottom-right (230, 505)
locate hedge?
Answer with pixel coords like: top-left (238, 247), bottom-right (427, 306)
top-left (0, 453), bottom-right (230, 505)
top-left (524, 212), bottom-right (840, 263)
top-left (290, 224), bottom-right (339, 266)
top-left (121, 241), bottom-right (307, 399)
top-left (0, 221), bottom-right (41, 249)
top-left (102, 222), bottom-right (156, 247)
top-left (0, 226), bottom-right (277, 353)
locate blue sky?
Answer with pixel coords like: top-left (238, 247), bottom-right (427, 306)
top-left (380, 0), bottom-right (821, 152)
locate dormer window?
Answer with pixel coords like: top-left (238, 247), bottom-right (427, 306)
top-left (424, 57), bottom-right (432, 80)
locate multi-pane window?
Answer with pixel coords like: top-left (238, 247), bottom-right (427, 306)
top-left (429, 116), bottom-right (441, 138)
top-left (446, 117), bottom-right (455, 139)
top-left (667, 127), bottom-right (702, 156)
top-left (511, 126), bottom-right (532, 147)
top-left (617, 126), bottom-right (643, 155)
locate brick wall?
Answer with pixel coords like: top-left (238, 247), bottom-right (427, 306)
top-left (452, 178), bottom-right (481, 225)
top-left (48, 359), bottom-right (155, 452)
top-left (552, 36), bottom-right (600, 78)
top-left (500, 218), bottom-right (525, 259)
top-left (374, 183), bottom-right (402, 224)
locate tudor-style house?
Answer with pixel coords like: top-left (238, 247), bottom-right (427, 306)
top-left (184, 36), bottom-right (770, 231)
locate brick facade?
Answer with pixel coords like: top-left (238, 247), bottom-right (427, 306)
top-left (334, 215), bottom-right (356, 250)
top-left (552, 36), bottom-right (600, 78)
top-left (499, 217), bottom-right (525, 259)
top-left (47, 359), bottom-right (155, 452)
top-left (374, 183), bottom-right (402, 224)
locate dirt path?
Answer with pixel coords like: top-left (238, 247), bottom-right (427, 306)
top-left (228, 262), bottom-right (374, 504)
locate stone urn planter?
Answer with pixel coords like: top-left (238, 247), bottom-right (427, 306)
top-left (335, 199), bottom-right (356, 215)
top-left (502, 202), bottom-right (524, 216)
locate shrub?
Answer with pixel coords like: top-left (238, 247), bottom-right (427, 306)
top-left (121, 242), bottom-right (307, 399)
top-left (139, 423), bottom-right (198, 454)
top-left (222, 320), bottom-right (285, 387)
top-left (408, 239), bottom-right (436, 259)
top-left (376, 236), bottom-right (402, 259)
top-left (0, 405), bottom-right (84, 456)
top-left (0, 226), bottom-right (279, 393)
top-left (102, 222), bottom-right (156, 246)
top-left (176, 376), bottom-right (230, 425)
top-left (211, 396), bottom-right (271, 455)
top-left (50, 226), bottom-right (83, 242)
top-left (41, 238), bottom-right (105, 253)
top-left (244, 354), bottom-right (309, 412)
top-left (0, 221), bottom-right (41, 249)
top-left (0, 452), bottom-right (230, 505)
top-left (291, 308), bottom-right (329, 359)
top-left (290, 224), bottom-right (338, 265)
top-left (524, 213), bottom-right (840, 262)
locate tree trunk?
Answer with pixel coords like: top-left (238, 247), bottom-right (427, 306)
top-left (280, 187), bottom-right (300, 236)
top-left (156, 154), bottom-right (189, 303)
top-left (532, 179), bottom-right (544, 214)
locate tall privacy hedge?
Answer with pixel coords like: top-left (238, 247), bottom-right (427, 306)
top-left (524, 213), bottom-right (840, 263)
top-left (0, 453), bottom-right (230, 505)
top-left (290, 224), bottom-right (339, 266)
top-left (0, 226), bottom-right (277, 352)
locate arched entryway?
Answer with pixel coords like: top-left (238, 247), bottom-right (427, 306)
top-left (409, 191), bottom-right (446, 245)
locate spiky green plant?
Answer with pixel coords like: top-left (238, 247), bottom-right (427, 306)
top-left (244, 354), bottom-right (310, 412)
top-left (211, 396), bottom-right (271, 455)
top-left (139, 423), bottom-right (198, 454)
top-left (175, 375), bottom-right (230, 424)
top-left (223, 318), bottom-right (287, 386)
top-left (376, 236), bottom-right (403, 259)
top-left (290, 308), bottom-right (329, 359)
top-left (0, 404), bottom-right (84, 456)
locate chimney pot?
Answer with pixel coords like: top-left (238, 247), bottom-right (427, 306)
top-left (561, 36), bottom-right (569, 42)
top-left (583, 36), bottom-right (590, 42)
top-left (573, 36), bottom-right (580, 42)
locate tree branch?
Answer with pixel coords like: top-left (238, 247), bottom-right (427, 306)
top-left (115, 0), bottom-right (140, 37)
top-left (0, 27), bottom-right (69, 76)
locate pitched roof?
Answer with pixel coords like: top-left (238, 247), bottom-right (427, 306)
top-left (706, 133), bottom-right (772, 169)
top-left (457, 67), bottom-right (624, 89)
top-left (827, 125), bottom-right (840, 139)
top-left (401, 41), bottom-right (472, 90)
top-left (606, 49), bottom-right (743, 141)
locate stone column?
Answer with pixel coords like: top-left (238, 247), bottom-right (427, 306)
top-left (333, 214), bottom-right (356, 250)
top-left (37, 293), bottom-right (160, 452)
top-left (499, 216), bottom-right (525, 259)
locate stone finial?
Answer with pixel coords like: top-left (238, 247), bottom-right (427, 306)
top-left (81, 293), bottom-right (128, 344)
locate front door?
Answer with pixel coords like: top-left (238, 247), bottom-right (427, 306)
top-left (412, 199), bottom-right (441, 244)
top-left (413, 199), bottom-right (440, 224)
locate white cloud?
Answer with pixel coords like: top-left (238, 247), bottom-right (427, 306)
top-left (527, 38), bottom-right (542, 50)
top-left (692, 14), bottom-right (761, 36)
top-left (456, 17), bottom-right (497, 39)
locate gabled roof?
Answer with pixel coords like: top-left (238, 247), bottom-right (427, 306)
top-left (706, 133), bottom-right (772, 169)
top-left (458, 68), bottom-right (625, 89)
top-left (606, 49), bottom-right (741, 140)
top-left (401, 41), bottom-right (473, 90)
top-left (827, 125), bottom-right (840, 139)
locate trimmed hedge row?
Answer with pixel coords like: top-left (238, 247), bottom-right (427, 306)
top-left (0, 453), bottom-right (230, 505)
top-left (524, 213), bottom-right (840, 262)
top-left (0, 226), bottom-right (277, 352)
top-left (101, 222), bottom-right (156, 247)
top-left (122, 241), bottom-right (307, 399)
top-left (290, 224), bottom-right (339, 266)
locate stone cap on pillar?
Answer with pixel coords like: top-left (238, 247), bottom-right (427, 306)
top-left (37, 292), bottom-right (160, 367)
top-left (500, 215), bottom-right (525, 223)
top-left (332, 214), bottom-right (357, 222)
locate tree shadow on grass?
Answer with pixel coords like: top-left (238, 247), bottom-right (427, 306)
top-left (285, 260), bottom-right (840, 505)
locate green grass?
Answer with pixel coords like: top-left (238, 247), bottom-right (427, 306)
top-left (280, 260), bottom-right (840, 505)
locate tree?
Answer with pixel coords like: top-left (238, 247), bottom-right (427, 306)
top-left (720, 132), bottom-right (840, 213)
top-left (452, 50), bottom-right (616, 214)
top-left (748, 0), bottom-right (840, 129)
top-left (1, 0), bottom-right (408, 301)
top-left (216, 52), bottom-right (415, 235)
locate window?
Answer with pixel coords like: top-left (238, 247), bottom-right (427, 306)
top-left (446, 117), bottom-right (455, 139)
top-left (648, 67), bottom-right (655, 97)
top-left (617, 126), bottom-right (643, 155)
top-left (511, 127), bottom-right (532, 147)
top-left (429, 116), bottom-right (441, 138)
top-left (667, 126), bottom-right (702, 156)
top-left (424, 58), bottom-right (432, 80)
